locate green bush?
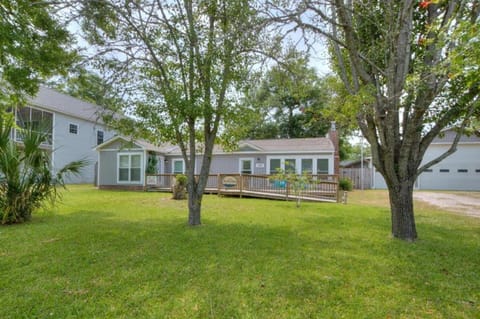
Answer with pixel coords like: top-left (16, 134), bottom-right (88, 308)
top-left (175, 174), bottom-right (187, 186)
top-left (146, 152), bottom-right (158, 174)
top-left (172, 174), bottom-right (187, 200)
top-left (339, 177), bottom-right (353, 191)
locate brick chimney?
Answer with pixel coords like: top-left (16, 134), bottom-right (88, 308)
top-left (328, 122), bottom-right (340, 176)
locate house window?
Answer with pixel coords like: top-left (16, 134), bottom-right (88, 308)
top-left (285, 159), bottom-right (296, 174)
top-left (173, 159), bottom-right (185, 175)
top-left (457, 169), bottom-right (468, 173)
top-left (301, 159), bottom-right (313, 174)
top-left (97, 130), bottom-right (104, 145)
top-left (317, 159), bottom-right (329, 174)
top-left (240, 158), bottom-right (253, 174)
top-left (424, 169), bottom-right (433, 172)
top-left (476, 169), bottom-right (480, 173)
top-left (15, 106), bottom-right (53, 145)
top-left (31, 108), bottom-right (42, 131)
top-left (69, 123), bottom-right (78, 135)
top-left (269, 159), bottom-right (281, 174)
top-left (439, 169), bottom-right (449, 173)
top-left (118, 154), bottom-right (142, 183)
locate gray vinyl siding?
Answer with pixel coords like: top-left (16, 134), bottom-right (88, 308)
top-left (164, 154), bottom-right (267, 175)
top-left (254, 156), bottom-right (268, 174)
top-left (208, 154), bottom-right (267, 175)
top-left (98, 151), bottom-right (118, 185)
top-left (210, 155), bottom-right (242, 174)
top-left (164, 153), bottom-right (335, 175)
top-left (52, 112), bottom-right (115, 183)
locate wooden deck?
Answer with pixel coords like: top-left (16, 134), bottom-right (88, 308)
top-left (145, 174), bottom-right (339, 203)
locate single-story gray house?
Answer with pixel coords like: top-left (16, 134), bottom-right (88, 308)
top-left (95, 132), bottom-right (339, 190)
top-left (374, 129), bottom-right (480, 191)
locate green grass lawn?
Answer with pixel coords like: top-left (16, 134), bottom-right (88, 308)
top-left (0, 186), bottom-right (479, 318)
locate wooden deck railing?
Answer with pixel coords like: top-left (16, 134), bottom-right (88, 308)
top-left (145, 173), bottom-right (339, 202)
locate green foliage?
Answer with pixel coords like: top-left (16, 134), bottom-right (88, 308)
top-left (76, 0), bottom-right (270, 224)
top-left (244, 47), bottom-right (330, 139)
top-left (321, 75), bottom-right (375, 133)
top-left (0, 0), bottom-right (75, 106)
top-left (293, 0), bottom-right (480, 240)
top-left (49, 66), bottom-right (122, 112)
top-left (0, 116), bottom-right (86, 224)
top-left (145, 153), bottom-right (158, 174)
top-left (344, 141), bottom-right (372, 161)
top-left (172, 174), bottom-right (187, 200)
top-left (339, 177), bottom-right (353, 191)
top-left (270, 168), bottom-right (313, 208)
top-left (175, 174), bottom-right (187, 186)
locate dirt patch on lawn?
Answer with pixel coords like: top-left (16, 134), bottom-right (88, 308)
top-left (413, 192), bottom-right (480, 218)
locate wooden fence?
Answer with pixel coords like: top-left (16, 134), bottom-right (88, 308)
top-left (340, 168), bottom-right (373, 189)
top-left (145, 173), bottom-right (339, 203)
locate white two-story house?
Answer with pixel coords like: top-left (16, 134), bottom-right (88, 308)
top-left (12, 86), bottom-right (116, 184)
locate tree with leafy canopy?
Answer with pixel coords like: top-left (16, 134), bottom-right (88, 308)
top-left (0, 0), bottom-right (75, 106)
top-left (75, 0), bottom-right (268, 225)
top-left (245, 47), bottom-right (331, 139)
top-left (273, 0), bottom-right (480, 241)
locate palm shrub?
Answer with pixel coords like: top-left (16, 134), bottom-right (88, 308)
top-left (0, 115), bottom-right (86, 224)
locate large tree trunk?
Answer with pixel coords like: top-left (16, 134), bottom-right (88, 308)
top-left (185, 144), bottom-right (212, 226)
top-left (187, 187), bottom-right (202, 226)
top-left (387, 180), bottom-right (417, 241)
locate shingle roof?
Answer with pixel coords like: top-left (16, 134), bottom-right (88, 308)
top-left (28, 86), bottom-right (105, 123)
top-left (95, 135), bottom-right (177, 153)
top-left (244, 137), bottom-right (334, 152)
top-left (163, 137), bottom-right (334, 155)
top-left (432, 128), bottom-right (480, 144)
top-left (135, 139), bottom-right (178, 153)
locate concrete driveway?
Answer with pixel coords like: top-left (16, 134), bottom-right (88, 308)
top-left (413, 192), bottom-right (480, 218)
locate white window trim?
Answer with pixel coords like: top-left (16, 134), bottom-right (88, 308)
top-left (284, 157), bottom-right (298, 174)
top-left (14, 105), bottom-right (54, 146)
top-left (300, 158), bottom-right (314, 174)
top-left (268, 158), bottom-right (282, 175)
top-left (239, 158), bottom-right (254, 175)
top-left (117, 152), bottom-right (144, 184)
top-left (316, 158), bottom-right (330, 175)
top-left (172, 159), bottom-right (185, 175)
top-left (266, 155), bottom-right (334, 175)
top-left (51, 112), bottom-right (55, 168)
top-left (69, 123), bottom-right (79, 135)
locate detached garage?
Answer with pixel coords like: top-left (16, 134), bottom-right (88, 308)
top-left (374, 130), bottom-right (480, 191)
